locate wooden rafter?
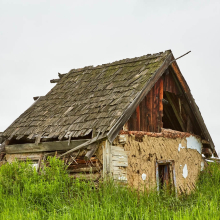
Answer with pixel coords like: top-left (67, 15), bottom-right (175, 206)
top-left (165, 92), bottom-right (186, 132)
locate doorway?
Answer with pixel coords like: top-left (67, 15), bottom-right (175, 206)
top-left (156, 160), bottom-right (177, 193)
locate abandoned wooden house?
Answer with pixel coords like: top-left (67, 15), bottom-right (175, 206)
top-left (0, 50), bottom-right (217, 193)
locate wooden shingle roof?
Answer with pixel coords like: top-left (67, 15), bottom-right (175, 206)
top-left (3, 50), bottom-right (172, 142)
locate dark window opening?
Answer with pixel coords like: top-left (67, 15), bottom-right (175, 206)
top-left (158, 164), bottom-right (171, 190)
top-left (156, 160), bottom-right (176, 193)
top-left (162, 92), bottom-right (184, 132)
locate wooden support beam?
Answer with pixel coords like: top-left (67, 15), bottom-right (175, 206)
top-left (158, 78), bottom-right (163, 132)
top-left (59, 135), bottom-right (105, 158)
top-left (136, 105), bottom-right (140, 131)
top-left (202, 139), bottom-right (210, 144)
top-left (5, 139), bottom-right (90, 154)
top-left (84, 143), bottom-right (98, 160)
top-left (163, 106), bottom-right (178, 130)
top-left (165, 92), bottom-right (186, 131)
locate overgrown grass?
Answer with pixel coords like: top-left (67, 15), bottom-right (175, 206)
top-left (0, 158), bottom-right (219, 220)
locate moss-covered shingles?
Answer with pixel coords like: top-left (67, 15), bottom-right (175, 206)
top-left (3, 51), bottom-right (170, 140)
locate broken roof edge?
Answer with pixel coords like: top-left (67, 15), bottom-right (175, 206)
top-left (1, 96), bottom-right (46, 142)
top-left (107, 50), bottom-right (173, 143)
top-left (59, 133), bottom-right (107, 158)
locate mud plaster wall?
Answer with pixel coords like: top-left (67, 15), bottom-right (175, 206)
top-left (113, 135), bottom-right (203, 193)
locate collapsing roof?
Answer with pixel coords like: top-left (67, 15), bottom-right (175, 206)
top-left (1, 50), bottom-right (216, 155)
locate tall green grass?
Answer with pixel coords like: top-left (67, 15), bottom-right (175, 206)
top-left (0, 158), bottom-right (219, 220)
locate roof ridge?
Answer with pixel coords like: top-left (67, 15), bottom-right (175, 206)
top-left (67, 50), bottom-right (171, 74)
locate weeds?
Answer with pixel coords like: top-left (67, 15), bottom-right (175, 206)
top-left (0, 158), bottom-right (219, 219)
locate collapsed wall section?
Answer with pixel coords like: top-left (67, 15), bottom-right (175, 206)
top-left (1, 140), bottom-right (106, 182)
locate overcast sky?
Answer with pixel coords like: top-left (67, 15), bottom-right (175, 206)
top-left (0, 0), bottom-right (220, 153)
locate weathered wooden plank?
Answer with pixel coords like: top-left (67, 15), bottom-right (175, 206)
top-left (113, 174), bottom-right (127, 181)
top-left (113, 167), bottom-right (127, 176)
top-left (6, 153), bottom-right (42, 163)
top-left (112, 161), bottom-right (128, 167)
top-left (112, 150), bottom-right (130, 156)
top-left (102, 144), bottom-right (106, 177)
top-left (153, 81), bottom-right (159, 132)
top-left (59, 135), bottom-right (105, 158)
top-left (136, 105), bottom-right (140, 131)
top-left (202, 139), bottom-right (209, 144)
top-left (105, 140), bottom-right (112, 174)
top-left (84, 143), bottom-right (98, 160)
top-left (140, 97), bottom-right (146, 131)
top-left (113, 166), bottom-right (127, 172)
top-left (164, 70), bottom-right (179, 95)
top-left (111, 146), bottom-right (124, 152)
top-left (158, 78), bottom-right (163, 132)
top-left (5, 139), bottom-right (90, 154)
top-left (113, 170), bottom-right (127, 175)
top-left (144, 96), bottom-right (148, 131)
top-left (112, 155), bottom-right (128, 162)
top-left (146, 89), bottom-right (152, 131)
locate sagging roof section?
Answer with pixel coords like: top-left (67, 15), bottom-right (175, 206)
top-left (3, 50), bottom-right (171, 142)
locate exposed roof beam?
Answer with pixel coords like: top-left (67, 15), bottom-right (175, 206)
top-left (165, 92), bottom-right (186, 132)
top-left (59, 135), bottom-right (106, 158)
